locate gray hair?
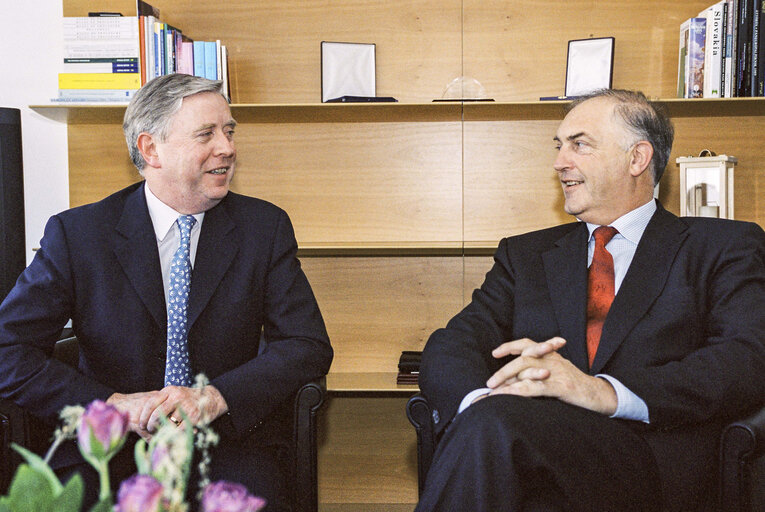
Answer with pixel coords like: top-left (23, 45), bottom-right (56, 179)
top-left (123, 74), bottom-right (225, 173)
top-left (567, 89), bottom-right (674, 184)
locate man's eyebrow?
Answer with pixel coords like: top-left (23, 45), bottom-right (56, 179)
top-left (553, 131), bottom-right (588, 143)
top-left (194, 120), bottom-right (238, 132)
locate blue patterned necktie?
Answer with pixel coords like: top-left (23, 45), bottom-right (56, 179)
top-left (165, 215), bottom-right (196, 387)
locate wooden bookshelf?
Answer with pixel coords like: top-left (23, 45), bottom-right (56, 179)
top-left (52, 0), bottom-right (765, 507)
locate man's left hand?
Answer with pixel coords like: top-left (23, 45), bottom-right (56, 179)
top-left (486, 337), bottom-right (618, 415)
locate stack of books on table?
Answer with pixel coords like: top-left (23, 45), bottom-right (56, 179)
top-left (397, 351), bottom-right (421, 385)
top-left (677, 0), bottom-right (765, 98)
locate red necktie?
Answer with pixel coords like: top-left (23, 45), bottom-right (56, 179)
top-left (586, 226), bottom-right (618, 368)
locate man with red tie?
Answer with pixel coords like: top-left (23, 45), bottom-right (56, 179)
top-left (415, 89), bottom-right (765, 511)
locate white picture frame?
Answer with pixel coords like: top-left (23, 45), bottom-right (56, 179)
top-left (565, 37), bottom-right (615, 97)
top-left (321, 41), bottom-right (376, 102)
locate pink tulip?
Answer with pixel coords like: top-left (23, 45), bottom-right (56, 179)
top-left (202, 481), bottom-right (266, 512)
top-left (77, 399), bottom-right (129, 461)
top-left (115, 474), bottom-right (165, 512)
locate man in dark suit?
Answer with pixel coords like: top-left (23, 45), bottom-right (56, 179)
top-left (416, 89), bottom-right (765, 511)
top-left (0, 74), bottom-right (333, 511)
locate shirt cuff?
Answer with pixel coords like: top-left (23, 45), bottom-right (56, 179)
top-left (598, 374), bottom-right (650, 423)
top-left (458, 388), bottom-right (492, 414)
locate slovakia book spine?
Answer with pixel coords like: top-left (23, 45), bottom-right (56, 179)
top-left (701, 2), bottom-right (725, 97)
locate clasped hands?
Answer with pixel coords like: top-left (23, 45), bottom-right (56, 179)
top-left (106, 384), bottom-right (228, 440)
top-left (480, 337), bottom-right (617, 416)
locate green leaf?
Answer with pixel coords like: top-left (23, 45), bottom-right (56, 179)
top-left (0, 464), bottom-right (56, 512)
top-left (10, 443), bottom-right (64, 495)
top-left (52, 473), bottom-right (84, 512)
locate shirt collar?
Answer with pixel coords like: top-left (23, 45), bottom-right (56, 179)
top-left (585, 199), bottom-right (657, 244)
top-left (144, 183), bottom-right (205, 242)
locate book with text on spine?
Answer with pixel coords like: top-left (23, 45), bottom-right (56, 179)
top-left (688, 17), bottom-right (707, 97)
top-left (700, 1), bottom-right (726, 97)
top-left (58, 73), bottom-right (141, 90)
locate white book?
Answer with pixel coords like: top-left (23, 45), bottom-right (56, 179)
top-left (700, 1), bottom-right (726, 98)
top-left (63, 16), bottom-right (139, 60)
top-left (216, 40), bottom-right (223, 81)
top-left (221, 45), bottom-right (230, 101)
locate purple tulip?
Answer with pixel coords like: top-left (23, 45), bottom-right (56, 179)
top-left (201, 481), bottom-right (266, 512)
top-left (115, 474), bottom-right (165, 512)
top-left (77, 399), bottom-right (129, 461)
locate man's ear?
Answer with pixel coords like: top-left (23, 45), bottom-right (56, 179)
top-left (136, 133), bottom-right (161, 169)
top-left (628, 140), bottom-right (654, 178)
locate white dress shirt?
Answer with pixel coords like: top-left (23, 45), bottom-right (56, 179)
top-left (458, 200), bottom-right (656, 423)
top-left (144, 185), bottom-right (205, 306)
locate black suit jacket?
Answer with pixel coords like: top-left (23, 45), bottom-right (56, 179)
top-left (420, 202), bottom-right (765, 507)
top-left (0, 182), bottom-right (332, 462)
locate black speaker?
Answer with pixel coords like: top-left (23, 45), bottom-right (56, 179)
top-left (0, 108), bottom-right (25, 302)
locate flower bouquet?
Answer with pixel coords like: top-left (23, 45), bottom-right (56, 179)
top-left (0, 393), bottom-right (265, 512)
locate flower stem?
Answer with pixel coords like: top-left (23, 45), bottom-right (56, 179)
top-left (97, 460), bottom-right (111, 502)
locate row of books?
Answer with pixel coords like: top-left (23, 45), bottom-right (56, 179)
top-left (57, 3), bottom-right (229, 103)
top-left (677, 0), bottom-right (765, 98)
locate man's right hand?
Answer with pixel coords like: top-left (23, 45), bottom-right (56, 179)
top-left (106, 390), bottom-right (161, 440)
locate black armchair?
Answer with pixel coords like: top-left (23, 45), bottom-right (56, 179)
top-left (0, 337), bottom-right (327, 512)
top-left (407, 393), bottom-right (765, 512)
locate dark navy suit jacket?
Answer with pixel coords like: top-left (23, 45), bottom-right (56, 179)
top-left (0, 181), bottom-right (332, 461)
top-left (420, 202), bottom-right (765, 508)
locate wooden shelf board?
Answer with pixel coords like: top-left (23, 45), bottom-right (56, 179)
top-left (31, 97), bottom-right (765, 125)
top-left (297, 241), bottom-right (463, 257)
top-left (326, 372), bottom-right (419, 394)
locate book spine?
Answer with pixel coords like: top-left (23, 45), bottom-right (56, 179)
top-left (154, 22), bottom-right (162, 78)
top-left (753, 0), bottom-right (762, 95)
top-left (58, 73), bottom-right (141, 89)
top-left (62, 62), bottom-right (139, 73)
top-left (56, 88), bottom-right (138, 100)
top-left (216, 40), bottom-right (222, 81)
top-left (688, 17), bottom-right (707, 98)
top-left (721, 1), bottom-right (729, 96)
top-left (678, 19), bottom-right (691, 98)
top-left (139, 16), bottom-right (146, 84)
top-left (757, 0), bottom-right (765, 94)
top-left (737, 0), bottom-right (752, 96)
top-left (204, 41), bottom-right (217, 80)
top-left (703, 3), bottom-right (725, 97)
top-left (193, 40), bottom-right (206, 77)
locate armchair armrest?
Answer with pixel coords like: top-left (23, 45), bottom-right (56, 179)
top-left (293, 377), bottom-right (326, 512)
top-left (406, 393), bottom-right (436, 495)
top-left (720, 405), bottom-right (765, 512)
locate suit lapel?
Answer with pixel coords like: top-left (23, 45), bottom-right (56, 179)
top-left (591, 206), bottom-right (689, 372)
top-left (542, 224), bottom-right (590, 372)
top-left (187, 198), bottom-right (240, 328)
top-left (113, 182), bottom-right (166, 329)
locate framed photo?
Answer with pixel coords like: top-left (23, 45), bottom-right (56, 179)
top-left (676, 154), bottom-right (737, 219)
top-left (565, 37), bottom-right (615, 97)
top-left (321, 41), bottom-right (376, 102)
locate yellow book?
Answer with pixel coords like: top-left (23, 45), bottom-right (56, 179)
top-left (58, 73), bottom-right (141, 90)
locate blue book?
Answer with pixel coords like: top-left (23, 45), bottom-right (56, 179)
top-left (193, 40), bottom-right (206, 78)
top-left (204, 41), bottom-right (217, 80)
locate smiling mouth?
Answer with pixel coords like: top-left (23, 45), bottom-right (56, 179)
top-left (562, 180), bottom-right (582, 187)
top-left (207, 167), bottom-right (228, 175)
